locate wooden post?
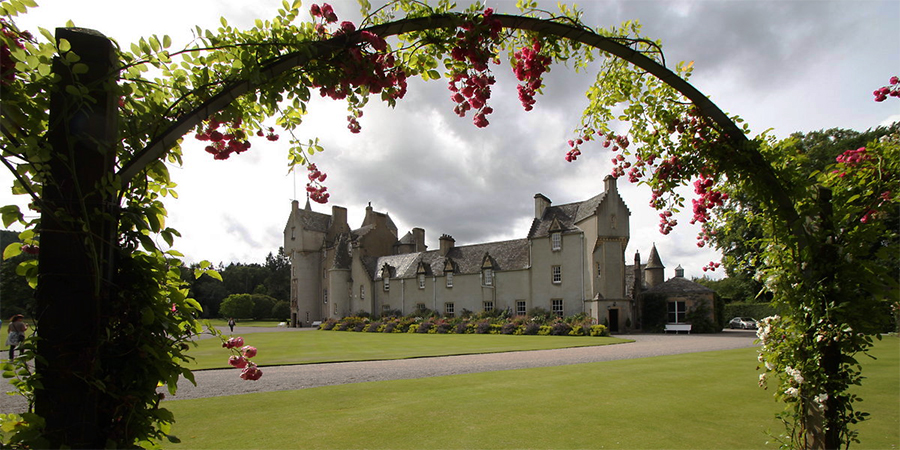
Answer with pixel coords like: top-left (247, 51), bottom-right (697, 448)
top-left (36, 27), bottom-right (117, 448)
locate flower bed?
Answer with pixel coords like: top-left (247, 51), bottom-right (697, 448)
top-left (317, 312), bottom-right (609, 337)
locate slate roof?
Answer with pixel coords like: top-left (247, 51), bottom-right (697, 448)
top-left (371, 239), bottom-right (530, 280)
top-left (645, 276), bottom-right (714, 295)
top-left (528, 191), bottom-right (609, 239)
top-left (294, 208), bottom-right (331, 233)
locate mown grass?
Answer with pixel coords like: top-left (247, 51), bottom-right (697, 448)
top-left (165, 336), bottom-right (898, 449)
top-left (187, 329), bottom-right (631, 370)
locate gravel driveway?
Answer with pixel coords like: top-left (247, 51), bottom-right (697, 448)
top-left (1, 329), bottom-right (757, 412)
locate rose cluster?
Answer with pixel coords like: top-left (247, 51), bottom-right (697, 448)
top-left (194, 116), bottom-right (267, 160)
top-left (222, 336), bottom-right (263, 381)
top-left (447, 9), bottom-right (502, 128)
top-left (308, 3), bottom-right (403, 134)
top-left (305, 163), bottom-right (330, 204)
top-left (872, 75), bottom-right (899, 102)
top-left (690, 175), bottom-right (728, 225)
top-left (512, 39), bottom-right (552, 111)
top-left (0, 18), bottom-right (30, 86)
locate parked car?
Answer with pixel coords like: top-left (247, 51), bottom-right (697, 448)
top-left (729, 317), bottom-right (758, 329)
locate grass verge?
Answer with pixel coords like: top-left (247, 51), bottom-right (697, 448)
top-left (165, 336), bottom-right (897, 449)
top-left (187, 330), bottom-right (631, 370)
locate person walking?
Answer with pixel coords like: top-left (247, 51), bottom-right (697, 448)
top-left (228, 317), bottom-right (236, 333)
top-left (6, 314), bottom-right (27, 360)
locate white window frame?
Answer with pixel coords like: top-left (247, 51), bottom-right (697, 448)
top-left (446, 272), bottom-right (453, 288)
top-left (383, 277), bottom-right (390, 292)
top-left (668, 301), bottom-right (687, 323)
top-left (552, 265), bottom-right (562, 284)
top-left (551, 299), bottom-right (564, 317)
top-left (445, 302), bottom-right (455, 317)
top-left (483, 301), bottom-right (494, 313)
top-left (418, 274), bottom-right (426, 289)
top-left (323, 289), bottom-right (328, 304)
top-left (360, 285), bottom-right (365, 300)
top-left (551, 232), bottom-right (561, 251)
top-left (516, 300), bottom-right (527, 316)
top-left (483, 268), bottom-right (493, 286)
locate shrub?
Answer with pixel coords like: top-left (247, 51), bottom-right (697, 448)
top-left (250, 294), bottom-right (277, 319)
top-left (522, 322), bottom-right (541, 335)
top-left (500, 322), bottom-right (518, 335)
top-left (271, 300), bottom-right (291, 320)
top-left (219, 294), bottom-right (254, 320)
top-left (407, 324), bottom-right (419, 333)
top-left (454, 321), bottom-right (471, 334)
top-left (433, 320), bottom-right (452, 334)
top-left (489, 323), bottom-right (503, 334)
top-left (537, 325), bottom-right (553, 336)
top-left (568, 325), bottom-right (585, 336)
top-left (551, 321), bottom-right (572, 336)
top-left (527, 307), bottom-right (553, 325)
top-left (474, 320), bottom-right (492, 334)
top-left (416, 322), bottom-right (433, 333)
top-left (589, 324), bottom-right (609, 336)
top-left (685, 303), bottom-right (719, 333)
top-left (353, 310), bottom-right (371, 319)
top-left (382, 321), bottom-right (397, 333)
top-left (381, 309), bottom-right (402, 319)
top-left (365, 322), bottom-right (381, 332)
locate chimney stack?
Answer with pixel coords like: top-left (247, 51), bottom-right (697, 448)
top-left (439, 234), bottom-right (455, 256)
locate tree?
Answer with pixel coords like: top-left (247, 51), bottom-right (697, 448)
top-left (1, 0), bottom-right (896, 447)
top-left (250, 294), bottom-right (276, 320)
top-left (218, 294), bottom-right (254, 320)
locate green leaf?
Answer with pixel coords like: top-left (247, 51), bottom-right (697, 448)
top-left (3, 243), bottom-right (22, 260)
top-left (58, 38), bottom-right (71, 52)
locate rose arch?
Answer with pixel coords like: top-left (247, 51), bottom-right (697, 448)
top-left (2, 4), bottom-right (892, 449)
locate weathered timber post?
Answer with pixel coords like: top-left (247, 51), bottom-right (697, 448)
top-left (36, 27), bottom-right (118, 448)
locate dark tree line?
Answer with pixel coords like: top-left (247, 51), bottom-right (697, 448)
top-left (1, 233), bottom-right (291, 320)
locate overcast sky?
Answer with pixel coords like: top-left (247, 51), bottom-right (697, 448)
top-left (3, 0), bottom-right (898, 280)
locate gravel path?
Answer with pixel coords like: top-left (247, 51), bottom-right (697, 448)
top-left (1, 329), bottom-right (757, 412)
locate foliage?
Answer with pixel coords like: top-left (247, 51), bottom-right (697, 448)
top-left (640, 293), bottom-right (668, 332)
top-left (219, 294), bottom-right (255, 320)
top-left (2, 0), bottom-right (894, 444)
top-left (684, 302), bottom-right (718, 333)
top-left (250, 294), bottom-right (277, 319)
top-left (0, 230), bottom-right (35, 318)
top-left (271, 300), bottom-right (291, 320)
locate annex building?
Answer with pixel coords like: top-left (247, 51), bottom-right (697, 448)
top-left (283, 176), bottom-right (714, 331)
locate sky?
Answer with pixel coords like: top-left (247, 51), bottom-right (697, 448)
top-left (2, 0), bottom-right (898, 280)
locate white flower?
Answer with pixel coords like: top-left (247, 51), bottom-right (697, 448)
top-left (785, 387), bottom-right (799, 397)
top-left (814, 393), bottom-right (829, 405)
top-left (765, 361), bottom-right (775, 371)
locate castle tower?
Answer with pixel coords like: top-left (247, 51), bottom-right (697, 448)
top-left (645, 244), bottom-right (665, 288)
top-left (284, 199), bottom-right (328, 326)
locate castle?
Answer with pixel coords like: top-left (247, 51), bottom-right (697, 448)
top-left (283, 176), bottom-right (715, 331)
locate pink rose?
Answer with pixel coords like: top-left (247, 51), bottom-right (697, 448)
top-left (241, 345), bottom-right (257, 358)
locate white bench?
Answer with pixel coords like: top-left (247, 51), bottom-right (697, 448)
top-left (665, 324), bottom-right (692, 334)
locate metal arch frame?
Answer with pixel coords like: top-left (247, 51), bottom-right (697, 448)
top-left (118, 13), bottom-right (746, 183)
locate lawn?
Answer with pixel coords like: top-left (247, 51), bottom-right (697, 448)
top-left (164, 335), bottom-right (898, 449)
top-left (186, 329), bottom-right (632, 370)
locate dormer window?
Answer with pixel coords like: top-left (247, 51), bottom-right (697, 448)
top-left (444, 259), bottom-right (455, 288)
top-left (381, 264), bottom-right (392, 292)
top-left (483, 268), bottom-right (493, 286)
top-left (551, 232), bottom-right (561, 251)
top-left (418, 274), bottom-right (426, 289)
top-left (481, 255), bottom-right (494, 287)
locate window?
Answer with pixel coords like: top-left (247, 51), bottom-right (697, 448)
top-left (323, 289), bottom-right (328, 304)
top-left (551, 265), bottom-right (562, 284)
top-left (483, 301), bottom-right (494, 313)
top-left (446, 272), bottom-right (453, 288)
top-left (418, 274), bottom-right (426, 289)
top-left (383, 277), bottom-right (390, 292)
top-left (516, 301), bottom-right (527, 316)
top-left (597, 262), bottom-right (602, 278)
top-left (445, 302), bottom-right (455, 317)
top-left (668, 301), bottom-right (687, 323)
top-left (551, 299), bottom-right (564, 317)
top-left (483, 268), bottom-right (493, 286)
top-left (551, 232), bottom-right (561, 251)
top-left (360, 285), bottom-right (365, 300)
